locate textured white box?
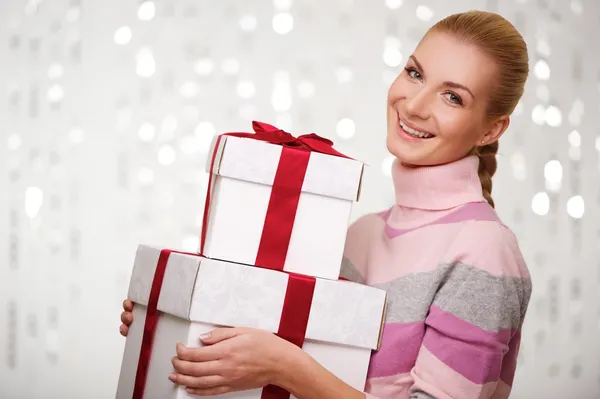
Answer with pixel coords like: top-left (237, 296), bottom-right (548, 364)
top-left (116, 245), bottom-right (386, 399)
top-left (201, 134), bottom-right (364, 280)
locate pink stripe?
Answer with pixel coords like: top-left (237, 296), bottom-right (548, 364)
top-left (423, 305), bottom-right (514, 384)
top-left (382, 202), bottom-right (498, 239)
top-left (365, 373), bottom-right (413, 398)
top-left (367, 322), bottom-right (425, 378)
top-left (499, 331), bottom-right (521, 386)
top-left (412, 346), bottom-right (500, 399)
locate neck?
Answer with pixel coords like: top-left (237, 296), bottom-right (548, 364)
top-left (391, 155), bottom-right (486, 210)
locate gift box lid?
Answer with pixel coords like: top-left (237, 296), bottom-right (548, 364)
top-left (206, 134), bottom-right (365, 202)
top-left (128, 245), bottom-right (386, 351)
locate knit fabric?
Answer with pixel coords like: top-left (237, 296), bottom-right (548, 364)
top-left (341, 156), bottom-right (532, 399)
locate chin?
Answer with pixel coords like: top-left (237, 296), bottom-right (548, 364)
top-left (386, 133), bottom-right (434, 167)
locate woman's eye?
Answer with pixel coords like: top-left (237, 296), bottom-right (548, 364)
top-left (404, 68), bottom-right (422, 80)
top-left (445, 92), bottom-right (462, 105)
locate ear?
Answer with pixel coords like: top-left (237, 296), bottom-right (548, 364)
top-left (479, 116), bottom-right (510, 146)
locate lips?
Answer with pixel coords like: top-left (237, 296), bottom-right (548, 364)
top-left (397, 115), bottom-right (435, 140)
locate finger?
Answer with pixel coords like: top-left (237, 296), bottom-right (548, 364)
top-left (168, 372), bottom-right (226, 389)
top-left (121, 311), bottom-right (133, 325)
top-left (199, 327), bottom-right (241, 344)
top-left (119, 324), bottom-right (128, 337)
top-left (171, 357), bottom-right (220, 376)
top-left (176, 343), bottom-right (223, 362)
top-left (186, 385), bottom-right (231, 396)
top-left (123, 299), bottom-right (133, 311)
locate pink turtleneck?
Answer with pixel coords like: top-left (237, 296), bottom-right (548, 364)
top-left (340, 155), bottom-right (532, 399)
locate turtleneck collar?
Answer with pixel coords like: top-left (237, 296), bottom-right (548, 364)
top-left (391, 155), bottom-right (486, 211)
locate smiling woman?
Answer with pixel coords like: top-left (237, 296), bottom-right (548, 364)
top-left (120, 10), bottom-right (532, 399)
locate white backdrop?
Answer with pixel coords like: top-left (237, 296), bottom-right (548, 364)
top-left (1, 0), bottom-right (600, 398)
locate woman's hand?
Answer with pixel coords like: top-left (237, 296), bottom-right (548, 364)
top-left (119, 299), bottom-right (134, 336)
top-left (169, 327), bottom-right (302, 396)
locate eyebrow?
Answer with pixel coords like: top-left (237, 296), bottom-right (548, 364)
top-left (409, 55), bottom-right (476, 100)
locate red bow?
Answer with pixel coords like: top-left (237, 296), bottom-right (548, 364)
top-left (225, 121), bottom-right (350, 159)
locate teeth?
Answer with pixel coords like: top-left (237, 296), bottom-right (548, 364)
top-left (399, 120), bottom-right (433, 139)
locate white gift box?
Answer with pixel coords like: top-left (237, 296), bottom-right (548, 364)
top-left (116, 245), bottom-right (386, 399)
top-left (200, 133), bottom-right (364, 280)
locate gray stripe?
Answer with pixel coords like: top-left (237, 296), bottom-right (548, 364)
top-left (372, 263), bottom-right (532, 331)
top-left (339, 256), bottom-right (366, 284)
top-left (410, 391), bottom-right (436, 399)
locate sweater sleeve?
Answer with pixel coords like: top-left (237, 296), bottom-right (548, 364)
top-left (407, 224), bottom-right (532, 399)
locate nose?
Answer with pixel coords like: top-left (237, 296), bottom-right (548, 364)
top-left (404, 87), bottom-right (431, 120)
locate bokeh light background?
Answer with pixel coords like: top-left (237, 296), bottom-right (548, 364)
top-left (1, 0), bottom-right (600, 398)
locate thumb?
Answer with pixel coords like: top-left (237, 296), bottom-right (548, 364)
top-left (199, 327), bottom-right (240, 344)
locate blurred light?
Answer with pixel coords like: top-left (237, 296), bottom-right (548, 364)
top-left (239, 105), bottom-right (257, 119)
top-left (194, 58), bottom-right (214, 75)
top-left (272, 13), bottom-right (293, 34)
top-left (274, 0), bottom-right (293, 9)
top-left (47, 84), bottom-right (64, 104)
top-left (335, 66), bottom-right (353, 83)
top-left (240, 15), bottom-right (257, 31)
top-left (536, 84), bottom-right (549, 102)
top-left (221, 58), bottom-right (240, 75)
top-left (138, 1), bottom-right (156, 21)
top-left (25, 186), bottom-right (43, 219)
top-left (68, 127), bottom-right (84, 144)
top-left (195, 122), bottom-right (216, 151)
top-left (65, 7), bottom-right (81, 23)
top-left (568, 98), bottom-right (584, 126)
top-left (237, 80), bottom-right (256, 98)
top-left (297, 80), bottom-right (315, 98)
top-left (545, 106), bottom-right (562, 127)
top-left (136, 48), bottom-right (155, 77)
top-left (385, 0), bottom-right (403, 9)
top-left (179, 81), bottom-right (199, 98)
top-left (596, 136), bottom-right (600, 151)
top-left (138, 123), bottom-right (155, 142)
top-left (570, 0), bottom-right (583, 14)
top-left (158, 145), bottom-right (176, 165)
top-left (531, 192), bottom-right (550, 216)
top-left (416, 6), bottom-right (433, 21)
top-left (511, 152), bottom-right (527, 181)
top-left (162, 114), bottom-right (178, 135)
top-left (114, 26), bottom-right (132, 45)
top-left (381, 155), bottom-right (395, 177)
top-left (7, 134), bottom-right (21, 150)
top-left (567, 196), bottom-right (584, 218)
top-left (272, 71), bottom-right (292, 112)
top-left (336, 118), bottom-right (355, 139)
top-left (534, 60), bottom-right (550, 80)
top-left (568, 130), bottom-right (581, 147)
top-left (544, 160), bottom-right (562, 192)
top-left (568, 146), bottom-right (581, 161)
top-left (137, 167), bottom-right (154, 185)
top-left (182, 235), bottom-right (199, 252)
top-left (275, 113), bottom-right (293, 131)
top-left (383, 47), bottom-right (403, 67)
top-left (180, 135), bottom-right (199, 154)
top-left (536, 39), bottom-right (551, 58)
top-left (48, 63), bottom-right (64, 80)
top-left (532, 104), bottom-right (546, 125)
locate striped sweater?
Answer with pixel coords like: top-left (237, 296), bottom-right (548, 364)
top-left (340, 155), bottom-right (532, 399)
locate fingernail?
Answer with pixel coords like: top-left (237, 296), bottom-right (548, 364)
top-left (187, 388), bottom-right (195, 394)
top-left (168, 373), bottom-right (176, 382)
top-left (200, 332), bottom-right (211, 340)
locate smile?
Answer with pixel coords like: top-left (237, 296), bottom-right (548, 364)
top-left (398, 117), bottom-right (435, 139)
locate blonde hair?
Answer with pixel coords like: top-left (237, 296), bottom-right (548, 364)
top-left (426, 11), bottom-right (529, 208)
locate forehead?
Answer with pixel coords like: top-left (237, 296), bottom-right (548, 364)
top-left (414, 32), bottom-right (498, 97)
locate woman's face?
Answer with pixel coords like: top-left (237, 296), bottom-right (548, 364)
top-left (386, 32), bottom-right (509, 166)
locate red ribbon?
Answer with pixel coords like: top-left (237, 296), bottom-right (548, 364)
top-left (200, 121), bottom-right (350, 271)
top-left (132, 249), bottom-right (196, 399)
top-left (261, 273), bottom-right (316, 399)
top-left (131, 248), bottom-right (316, 399)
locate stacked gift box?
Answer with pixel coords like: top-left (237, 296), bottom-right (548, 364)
top-left (115, 121), bottom-right (387, 399)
